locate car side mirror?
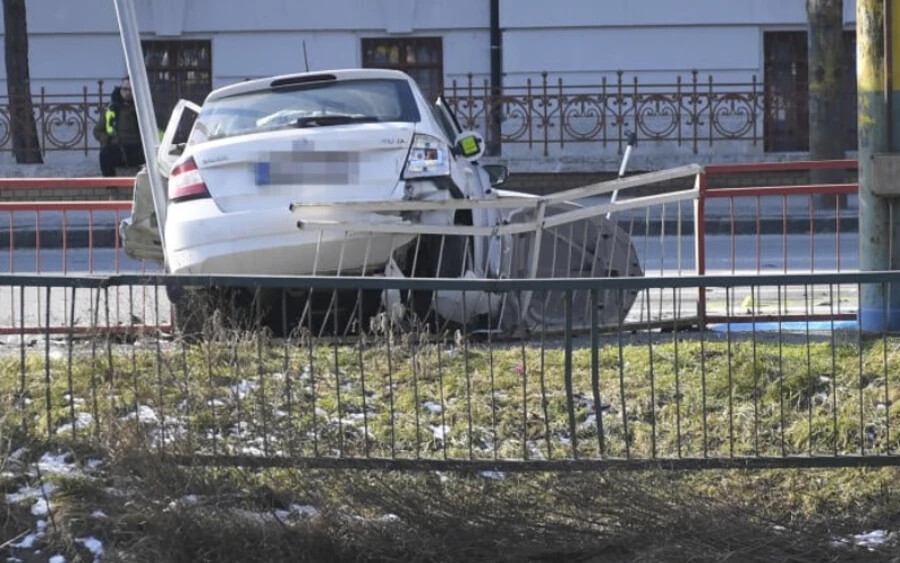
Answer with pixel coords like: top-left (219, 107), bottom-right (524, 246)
top-left (453, 131), bottom-right (485, 162)
top-left (483, 164), bottom-right (509, 187)
top-left (169, 143), bottom-right (186, 156)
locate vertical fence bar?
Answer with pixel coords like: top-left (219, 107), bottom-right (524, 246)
top-left (463, 288), bottom-right (474, 459)
top-left (778, 283), bottom-right (786, 456)
top-left (520, 334), bottom-right (529, 460)
top-left (18, 286), bottom-right (26, 434)
top-left (539, 291), bottom-right (552, 459)
top-left (858, 281), bottom-right (865, 456)
top-left (590, 288), bottom-right (605, 456)
top-left (43, 286), bottom-right (52, 436)
top-left (617, 290), bottom-right (630, 458)
top-left (725, 287), bottom-right (735, 457)
top-left (563, 290), bottom-right (577, 458)
top-left (805, 283), bottom-right (813, 454)
top-left (695, 170), bottom-right (707, 321)
top-left (154, 284), bottom-right (164, 452)
top-left (67, 287), bottom-right (77, 438)
top-left (645, 289), bottom-right (657, 458)
top-left (673, 286), bottom-right (682, 458)
top-left (830, 284), bottom-right (839, 457)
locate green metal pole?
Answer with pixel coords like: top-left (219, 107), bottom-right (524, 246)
top-left (858, 0), bottom-right (900, 330)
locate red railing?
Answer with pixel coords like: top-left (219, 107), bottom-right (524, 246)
top-left (1, 164), bottom-right (860, 331)
top-left (696, 159), bottom-right (858, 323)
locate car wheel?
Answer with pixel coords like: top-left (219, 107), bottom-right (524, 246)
top-left (167, 285), bottom-right (258, 340)
top-left (263, 288), bottom-right (382, 337)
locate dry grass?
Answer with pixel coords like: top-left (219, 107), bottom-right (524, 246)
top-left (3, 328), bottom-right (900, 561)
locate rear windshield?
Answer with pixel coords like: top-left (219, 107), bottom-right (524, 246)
top-left (187, 78), bottom-right (420, 144)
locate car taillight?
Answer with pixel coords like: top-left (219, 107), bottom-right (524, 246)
top-left (402, 134), bottom-right (451, 179)
top-left (169, 158), bottom-right (211, 202)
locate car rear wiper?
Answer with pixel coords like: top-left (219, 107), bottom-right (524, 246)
top-left (294, 115), bottom-right (380, 128)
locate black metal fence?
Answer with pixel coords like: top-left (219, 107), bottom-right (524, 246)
top-left (0, 72), bottom-right (809, 159)
top-left (2, 272), bottom-right (899, 472)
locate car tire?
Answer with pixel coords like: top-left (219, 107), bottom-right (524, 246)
top-left (263, 288), bottom-right (382, 337)
top-left (167, 285), bottom-right (259, 340)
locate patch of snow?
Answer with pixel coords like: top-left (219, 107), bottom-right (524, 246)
top-left (35, 520), bottom-right (47, 532)
top-left (314, 407), bottom-right (329, 419)
top-left (230, 379), bottom-right (257, 400)
top-left (9, 533), bottom-right (38, 548)
top-left (581, 414), bottom-right (597, 429)
top-left (56, 412), bottom-right (93, 434)
top-left (480, 470), bottom-right (505, 480)
top-left (854, 530), bottom-right (892, 549)
top-left (6, 556), bottom-right (25, 562)
top-left (31, 498), bottom-right (49, 516)
top-left (6, 483), bottom-right (56, 504)
top-left (91, 510), bottom-right (108, 519)
top-left (423, 401), bottom-right (442, 414)
top-left (292, 504), bottom-right (319, 517)
top-left (86, 458), bottom-right (103, 470)
top-left (48, 556), bottom-right (66, 563)
top-left (184, 494), bottom-right (198, 504)
top-left (5, 335), bottom-right (37, 347)
top-left (10, 447), bottom-right (27, 460)
top-left (240, 446), bottom-right (266, 457)
top-left (207, 398), bottom-right (227, 407)
top-left (431, 424), bottom-right (451, 441)
top-left (61, 393), bottom-right (85, 406)
top-left (75, 536), bottom-right (104, 559)
top-left (379, 513), bottom-right (400, 522)
top-left (38, 452), bottom-right (76, 475)
top-left (121, 405), bottom-right (159, 424)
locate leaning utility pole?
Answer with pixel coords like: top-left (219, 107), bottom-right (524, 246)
top-left (857, 0), bottom-right (900, 331)
top-left (807, 0), bottom-right (845, 207)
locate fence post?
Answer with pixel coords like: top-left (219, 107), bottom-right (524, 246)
top-left (695, 167), bottom-right (707, 324)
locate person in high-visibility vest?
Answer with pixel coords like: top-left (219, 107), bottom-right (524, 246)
top-left (92, 77), bottom-right (145, 177)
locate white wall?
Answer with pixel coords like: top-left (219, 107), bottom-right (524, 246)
top-left (0, 0), bottom-right (864, 174)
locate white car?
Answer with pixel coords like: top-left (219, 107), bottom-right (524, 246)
top-left (122, 68), bottom-right (510, 331)
top-left (122, 68), bottom-right (643, 334)
top-left (129, 68), bottom-right (495, 274)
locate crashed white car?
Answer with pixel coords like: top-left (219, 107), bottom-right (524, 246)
top-left (122, 68), bottom-right (646, 334)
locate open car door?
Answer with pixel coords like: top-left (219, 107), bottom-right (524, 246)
top-left (157, 99), bottom-right (201, 177)
top-left (120, 99), bottom-right (200, 263)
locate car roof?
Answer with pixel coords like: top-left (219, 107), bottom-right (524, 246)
top-left (205, 68), bottom-right (416, 102)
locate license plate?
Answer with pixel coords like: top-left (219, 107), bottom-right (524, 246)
top-left (255, 151), bottom-right (358, 185)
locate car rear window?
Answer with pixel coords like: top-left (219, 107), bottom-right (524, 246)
top-left (187, 78), bottom-right (420, 144)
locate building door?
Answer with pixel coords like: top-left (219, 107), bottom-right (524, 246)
top-left (764, 32), bottom-right (809, 152)
top-left (763, 31), bottom-right (857, 153)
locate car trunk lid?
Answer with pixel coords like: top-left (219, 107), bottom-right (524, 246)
top-left (187, 123), bottom-right (415, 213)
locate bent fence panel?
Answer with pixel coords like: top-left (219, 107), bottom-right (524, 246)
top-left (2, 272), bottom-right (898, 472)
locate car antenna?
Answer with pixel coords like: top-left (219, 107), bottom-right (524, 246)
top-left (302, 40), bottom-right (310, 72)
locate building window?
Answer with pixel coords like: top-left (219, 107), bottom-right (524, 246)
top-left (141, 40), bottom-right (212, 131)
top-left (763, 31), bottom-right (856, 152)
top-left (362, 37), bottom-right (443, 101)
